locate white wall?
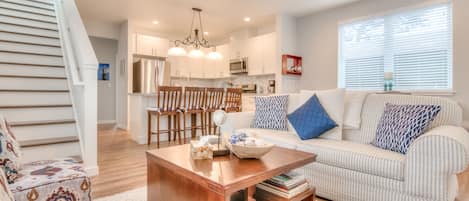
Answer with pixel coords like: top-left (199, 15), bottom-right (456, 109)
top-left (89, 37), bottom-right (118, 123)
top-left (297, 0), bottom-right (469, 125)
top-left (83, 19), bottom-right (120, 40)
top-left (276, 15), bottom-right (301, 93)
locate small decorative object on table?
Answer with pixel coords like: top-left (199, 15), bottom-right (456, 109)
top-left (190, 139), bottom-right (213, 160)
top-left (384, 72), bottom-right (393, 91)
top-left (226, 131), bottom-right (274, 159)
top-left (212, 110), bottom-right (230, 156)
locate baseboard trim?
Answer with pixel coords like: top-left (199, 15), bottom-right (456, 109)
top-left (85, 165), bottom-right (99, 177)
top-left (98, 120), bottom-right (116, 125)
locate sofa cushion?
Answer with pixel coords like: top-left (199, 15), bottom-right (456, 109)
top-left (288, 95), bottom-right (337, 140)
top-left (237, 128), bottom-right (301, 149)
top-left (252, 95), bottom-right (289, 131)
top-left (297, 139), bottom-right (405, 180)
top-left (343, 91), bottom-right (369, 129)
top-left (299, 89), bottom-right (345, 140)
top-left (372, 103), bottom-right (441, 154)
top-left (10, 158), bottom-right (91, 201)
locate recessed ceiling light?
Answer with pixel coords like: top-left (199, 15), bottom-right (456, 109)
top-left (244, 17), bottom-right (251, 22)
top-left (152, 21), bottom-right (159, 25)
top-left (204, 31), bottom-right (209, 35)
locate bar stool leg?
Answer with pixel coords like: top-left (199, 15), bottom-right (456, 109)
top-left (147, 111), bottom-right (152, 145)
top-left (208, 112), bottom-right (213, 134)
top-left (168, 116), bottom-right (172, 142)
top-left (156, 113), bottom-right (160, 148)
top-left (177, 114), bottom-right (182, 144)
top-left (183, 113), bottom-right (187, 141)
top-left (201, 112), bottom-right (206, 136)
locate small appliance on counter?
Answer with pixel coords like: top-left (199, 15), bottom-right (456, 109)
top-left (268, 80), bottom-right (275, 93)
top-left (230, 57), bottom-right (248, 74)
top-left (235, 84), bottom-right (257, 93)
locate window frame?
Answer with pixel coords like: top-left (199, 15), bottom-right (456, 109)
top-left (337, 1), bottom-right (454, 94)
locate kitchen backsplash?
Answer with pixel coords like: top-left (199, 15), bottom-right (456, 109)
top-left (171, 74), bottom-right (275, 94)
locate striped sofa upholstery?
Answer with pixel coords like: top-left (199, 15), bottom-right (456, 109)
top-left (221, 93), bottom-right (469, 201)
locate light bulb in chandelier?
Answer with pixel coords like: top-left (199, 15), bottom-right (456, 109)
top-left (207, 47), bottom-right (222, 60)
top-left (189, 49), bottom-right (205, 58)
top-left (168, 43), bottom-right (187, 56)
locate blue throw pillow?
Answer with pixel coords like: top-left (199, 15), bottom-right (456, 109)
top-left (252, 95), bottom-right (289, 130)
top-left (287, 95), bottom-right (337, 140)
top-left (372, 103), bottom-right (441, 154)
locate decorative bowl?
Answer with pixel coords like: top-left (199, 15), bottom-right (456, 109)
top-left (225, 134), bottom-right (274, 159)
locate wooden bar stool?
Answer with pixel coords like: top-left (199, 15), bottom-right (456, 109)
top-left (147, 86), bottom-right (182, 148)
top-left (224, 88), bottom-right (243, 113)
top-left (181, 87), bottom-right (206, 141)
top-left (204, 88), bottom-right (224, 135)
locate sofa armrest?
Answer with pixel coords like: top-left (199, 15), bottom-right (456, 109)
top-left (405, 125), bottom-right (469, 200)
top-left (220, 111), bottom-right (255, 134)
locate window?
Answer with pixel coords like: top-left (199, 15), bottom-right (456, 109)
top-left (338, 3), bottom-right (453, 91)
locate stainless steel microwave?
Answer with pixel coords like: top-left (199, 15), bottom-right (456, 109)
top-left (230, 57), bottom-right (248, 74)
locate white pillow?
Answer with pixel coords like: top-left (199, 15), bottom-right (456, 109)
top-left (297, 88), bottom-right (345, 140)
top-left (343, 91), bottom-right (369, 129)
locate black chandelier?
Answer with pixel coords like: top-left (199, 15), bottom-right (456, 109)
top-left (168, 8), bottom-right (221, 59)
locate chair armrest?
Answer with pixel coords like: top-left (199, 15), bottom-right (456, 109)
top-left (220, 111), bottom-right (255, 134)
top-left (405, 125), bottom-right (469, 200)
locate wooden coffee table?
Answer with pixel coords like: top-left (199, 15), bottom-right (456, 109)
top-left (146, 144), bottom-right (316, 201)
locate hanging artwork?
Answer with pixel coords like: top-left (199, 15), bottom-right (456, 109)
top-left (98, 63), bottom-right (110, 81)
top-left (282, 54), bottom-right (302, 76)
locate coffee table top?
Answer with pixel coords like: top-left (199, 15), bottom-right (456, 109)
top-left (146, 144), bottom-right (316, 195)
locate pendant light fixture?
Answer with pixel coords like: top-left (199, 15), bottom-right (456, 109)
top-left (168, 8), bottom-right (221, 59)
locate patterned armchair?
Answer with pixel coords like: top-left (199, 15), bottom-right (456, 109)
top-left (0, 118), bottom-right (91, 201)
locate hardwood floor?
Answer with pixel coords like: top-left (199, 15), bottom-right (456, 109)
top-left (92, 125), bottom-right (469, 200)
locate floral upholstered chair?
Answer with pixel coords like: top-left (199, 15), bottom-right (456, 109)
top-left (0, 117), bottom-right (92, 201)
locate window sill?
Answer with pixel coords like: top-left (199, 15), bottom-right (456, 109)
top-left (346, 89), bottom-right (456, 96)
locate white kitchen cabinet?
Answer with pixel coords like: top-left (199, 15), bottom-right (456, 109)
top-left (229, 39), bottom-right (248, 60)
top-left (246, 32), bottom-right (277, 76)
top-left (262, 32), bottom-right (277, 75)
top-left (215, 44), bottom-right (230, 78)
top-left (247, 36), bottom-right (264, 76)
top-left (135, 34), bottom-right (169, 57)
top-left (169, 56), bottom-right (190, 77)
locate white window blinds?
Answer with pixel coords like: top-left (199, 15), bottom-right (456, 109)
top-left (338, 3), bottom-right (452, 90)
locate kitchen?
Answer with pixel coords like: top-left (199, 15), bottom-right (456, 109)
top-left (121, 19), bottom-right (280, 144)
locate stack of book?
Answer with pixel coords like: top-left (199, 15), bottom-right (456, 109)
top-left (256, 171), bottom-right (310, 199)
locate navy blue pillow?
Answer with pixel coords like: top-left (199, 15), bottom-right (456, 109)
top-left (287, 95), bottom-right (337, 140)
top-left (372, 103), bottom-right (441, 154)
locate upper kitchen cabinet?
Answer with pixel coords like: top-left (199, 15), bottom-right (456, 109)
top-left (229, 39), bottom-right (248, 60)
top-left (247, 32), bottom-right (277, 75)
top-left (262, 32), bottom-right (277, 75)
top-left (214, 44), bottom-right (230, 78)
top-left (135, 34), bottom-right (169, 57)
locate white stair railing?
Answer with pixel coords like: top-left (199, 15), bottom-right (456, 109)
top-left (55, 0), bottom-right (99, 176)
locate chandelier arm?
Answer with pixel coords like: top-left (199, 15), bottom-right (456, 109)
top-left (188, 11), bottom-right (196, 38)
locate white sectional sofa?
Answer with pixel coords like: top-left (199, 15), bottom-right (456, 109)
top-left (220, 93), bottom-right (469, 201)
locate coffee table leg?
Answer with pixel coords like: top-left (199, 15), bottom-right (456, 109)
top-left (244, 186), bottom-right (256, 201)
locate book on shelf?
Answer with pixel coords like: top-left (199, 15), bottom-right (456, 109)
top-left (256, 171), bottom-right (310, 198)
top-left (257, 182), bottom-right (310, 199)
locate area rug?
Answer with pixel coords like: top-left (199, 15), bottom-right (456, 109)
top-left (94, 186), bottom-right (327, 201)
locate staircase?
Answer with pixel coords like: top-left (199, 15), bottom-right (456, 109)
top-left (0, 0), bottom-right (82, 162)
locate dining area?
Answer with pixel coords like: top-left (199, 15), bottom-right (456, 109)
top-left (128, 86), bottom-right (243, 147)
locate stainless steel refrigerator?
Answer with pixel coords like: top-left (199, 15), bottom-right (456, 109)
top-left (132, 57), bottom-right (171, 94)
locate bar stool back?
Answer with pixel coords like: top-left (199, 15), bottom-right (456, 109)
top-left (204, 88), bottom-right (225, 134)
top-left (182, 87), bottom-right (206, 141)
top-left (147, 86), bottom-right (182, 147)
top-left (224, 88), bottom-right (243, 113)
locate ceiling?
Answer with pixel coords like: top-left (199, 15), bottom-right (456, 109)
top-left (76, 0), bottom-right (360, 40)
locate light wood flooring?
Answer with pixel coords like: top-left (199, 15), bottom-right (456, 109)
top-left (92, 125), bottom-right (469, 200)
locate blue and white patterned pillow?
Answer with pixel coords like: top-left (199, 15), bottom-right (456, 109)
top-left (251, 95), bottom-right (289, 131)
top-left (372, 103), bottom-right (441, 154)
